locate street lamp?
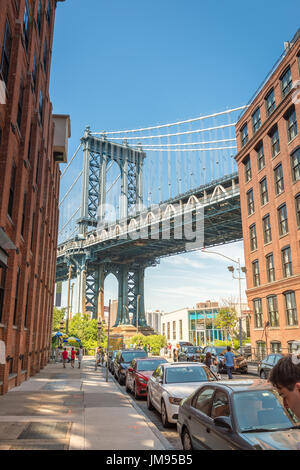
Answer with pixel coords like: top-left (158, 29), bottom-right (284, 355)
top-left (201, 248), bottom-right (246, 351)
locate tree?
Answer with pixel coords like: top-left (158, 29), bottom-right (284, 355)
top-left (214, 306), bottom-right (238, 348)
top-left (68, 313), bottom-right (107, 352)
top-left (125, 334), bottom-right (167, 355)
top-left (52, 307), bottom-right (66, 332)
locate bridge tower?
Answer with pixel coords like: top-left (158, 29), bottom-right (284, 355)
top-left (73, 126), bottom-right (148, 328)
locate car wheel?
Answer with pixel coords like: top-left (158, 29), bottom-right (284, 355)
top-left (182, 428), bottom-right (193, 450)
top-left (260, 370), bottom-right (267, 380)
top-left (161, 400), bottom-right (171, 428)
top-left (147, 389), bottom-right (154, 410)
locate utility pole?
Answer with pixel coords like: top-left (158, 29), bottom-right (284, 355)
top-left (70, 283), bottom-right (74, 319)
top-left (136, 294), bottom-right (140, 333)
top-left (106, 299), bottom-right (111, 383)
top-left (66, 264), bottom-right (72, 334)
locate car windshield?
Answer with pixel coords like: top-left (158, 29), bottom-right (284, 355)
top-left (137, 359), bottom-right (166, 371)
top-left (121, 351), bottom-right (147, 363)
top-left (165, 365), bottom-right (216, 384)
top-left (186, 347), bottom-right (201, 353)
top-left (233, 390), bottom-right (298, 432)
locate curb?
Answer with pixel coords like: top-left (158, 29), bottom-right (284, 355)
top-left (99, 366), bottom-right (176, 451)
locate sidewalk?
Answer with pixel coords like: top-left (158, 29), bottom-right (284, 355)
top-left (0, 357), bottom-right (170, 450)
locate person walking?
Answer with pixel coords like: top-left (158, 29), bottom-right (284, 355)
top-left (204, 351), bottom-right (218, 375)
top-left (224, 346), bottom-right (235, 379)
top-left (173, 348), bottom-right (177, 362)
top-left (95, 347), bottom-right (101, 370)
top-left (62, 348), bottom-right (68, 368)
top-left (269, 354), bottom-right (300, 419)
top-left (77, 345), bottom-right (83, 369)
top-left (70, 348), bottom-right (76, 368)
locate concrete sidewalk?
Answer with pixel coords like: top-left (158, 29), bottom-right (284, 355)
top-left (0, 357), bottom-right (170, 450)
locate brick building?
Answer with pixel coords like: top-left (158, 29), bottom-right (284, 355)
top-left (235, 29), bottom-right (300, 359)
top-left (0, 0), bottom-right (69, 394)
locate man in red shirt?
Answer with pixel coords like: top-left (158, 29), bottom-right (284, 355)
top-left (70, 348), bottom-right (76, 368)
top-left (62, 348), bottom-right (68, 368)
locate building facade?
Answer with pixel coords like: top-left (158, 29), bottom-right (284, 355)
top-left (145, 310), bottom-right (164, 334)
top-left (0, 0), bottom-right (68, 394)
top-left (235, 29), bottom-right (300, 359)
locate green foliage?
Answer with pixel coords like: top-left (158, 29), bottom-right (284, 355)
top-left (214, 339), bottom-right (248, 350)
top-left (52, 307), bottom-right (66, 332)
top-left (214, 307), bottom-right (238, 347)
top-left (67, 313), bottom-right (107, 351)
top-left (126, 334), bottom-right (167, 356)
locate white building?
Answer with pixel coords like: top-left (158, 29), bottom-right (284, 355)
top-left (145, 310), bottom-right (164, 334)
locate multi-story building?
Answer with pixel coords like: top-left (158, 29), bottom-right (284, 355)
top-left (145, 309), bottom-right (164, 334)
top-left (161, 301), bottom-right (249, 348)
top-left (235, 29), bottom-right (300, 358)
top-left (0, 0), bottom-right (69, 394)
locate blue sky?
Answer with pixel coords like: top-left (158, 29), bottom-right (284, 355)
top-left (51, 0), bottom-right (300, 312)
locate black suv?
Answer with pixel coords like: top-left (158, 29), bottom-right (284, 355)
top-left (258, 353), bottom-right (283, 379)
top-left (178, 346), bottom-right (202, 362)
top-left (113, 349), bottom-right (148, 385)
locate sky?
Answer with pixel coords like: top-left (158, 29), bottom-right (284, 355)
top-left (50, 0), bottom-right (300, 313)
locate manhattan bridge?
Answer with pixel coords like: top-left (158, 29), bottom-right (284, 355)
top-left (56, 105), bottom-right (247, 327)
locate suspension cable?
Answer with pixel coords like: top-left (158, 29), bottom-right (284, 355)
top-left (58, 206), bottom-right (81, 235)
top-left (60, 144), bottom-right (82, 178)
top-left (59, 170), bottom-right (83, 207)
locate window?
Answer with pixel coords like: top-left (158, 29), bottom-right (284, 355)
top-left (21, 193), bottom-right (27, 237)
top-left (39, 91), bottom-right (43, 122)
top-left (0, 19), bottom-right (12, 86)
top-left (162, 323), bottom-right (165, 337)
top-left (286, 107), bottom-right (298, 142)
top-left (30, 211), bottom-right (35, 251)
top-left (0, 266), bottom-right (6, 323)
top-left (17, 78), bottom-right (24, 130)
top-left (23, 0), bottom-right (30, 50)
top-left (193, 387), bottom-right (215, 416)
top-left (256, 142), bottom-right (265, 171)
top-left (24, 281), bottom-right (29, 327)
top-left (252, 260), bottom-right (260, 287)
top-left (291, 148), bottom-right (300, 182)
top-left (8, 163), bottom-right (16, 218)
top-left (253, 299), bottom-right (263, 328)
top-left (263, 214), bottom-right (272, 244)
top-left (167, 322), bottom-right (170, 340)
top-left (172, 321), bottom-right (176, 340)
top-left (266, 253), bottom-right (275, 283)
top-left (13, 268), bottom-right (20, 325)
top-left (271, 342), bottom-right (282, 354)
top-left (247, 189), bottom-right (255, 215)
top-left (267, 296), bottom-right (279, 327)
top-left (281, 67), bottom-right (292, 98)
top-left (282, 246), bottom-right (292, 278)
top-left (252, 108), bottom-right (261, 133)
top-left (274, 164), bottom-right (284, 195)
top-left (256, 341), bottom-right (266, 361)
top-left (284, 291), bottom-right (298, 326)
top-left (43, 41), bottom-right (47, 72)
top-left (240, 123), bottom-right (249, 147)
top-left (179, 320), bottom-right (183, 340)
top-left (46, 0), bottom-right (51, 24)
top-left (249, 224), bottom-right (257, 251)
top-left (243, 155), bottom-right (251, 182)
top-left (37, 0), bottom-right (42, 36)
top-left (295, 193), bottom-right (300, 227)
top-left (269, 126), bottom-right (280, 158)
top-left (260, 177), bottom-right (268, 206)
top-left (32, 53), bottom-right (37, 89)
top-left (211, 391), bottom-right (230, 419)
top-left (278, 204), bottom-right (289, 236)
top-left (265, 88), bottom-right (276, 117)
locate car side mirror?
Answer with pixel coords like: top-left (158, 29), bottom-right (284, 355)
top-left (214, 416), bottom-right (232, 431)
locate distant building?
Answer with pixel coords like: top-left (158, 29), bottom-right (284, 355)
top-left (161, 301), bottom-right (249, 348)
top-left (145, 310), bottom-right (164, 334)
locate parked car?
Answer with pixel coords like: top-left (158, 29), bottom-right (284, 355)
top-left (113, 349), bottom-right (148, 385)
top-left (177, 379), bottom-right (300, 450)
top-left (201, 346), bottom-right (248, 374)
top-left (107, 350), bottom-right (119, 373)
top-left (178, 346), bottom-right (202, 362)
top-left (125, 357), bottom-right (168, 398)
top-left (257, 353), bottom-right (283, 379)
top-left (147, 362), bottom-right (218, 428)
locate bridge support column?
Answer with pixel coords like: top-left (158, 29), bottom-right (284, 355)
top-left (98, 155), bottom-right (107, 223)
top-left (97, 265), bottom-right (105, 321)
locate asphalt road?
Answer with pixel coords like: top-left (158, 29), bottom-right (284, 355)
top-left (113, 371), bottom-right (257, 450)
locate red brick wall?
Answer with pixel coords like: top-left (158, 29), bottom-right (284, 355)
top-left (0, 0), bottom-right (62, 393)
top-left (235, 34), bottom-right (300, 356)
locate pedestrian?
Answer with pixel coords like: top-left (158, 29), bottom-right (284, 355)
top-left (95, 347), bottom-right (100, 370)
top-left (204, 351), bottom-right (218, 374)
top-left (269, 355), bottom-right (300, 419)
top-left (224, 346), bottom-right (235, 379)
top-left (77, 345), bottom-right (83, 368)
top-left (173, 348), bottom-right (177, 362)
top-left (147, 343), bottom-right (151, 354)
top-left (168, 343), bottom-right (172, 358)
top-left (62, 348), bottom-right (68, 368)
top-left (143, 343), bottom-right (148, 353)
top-left (70, 348), bottom-right (76, 368)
